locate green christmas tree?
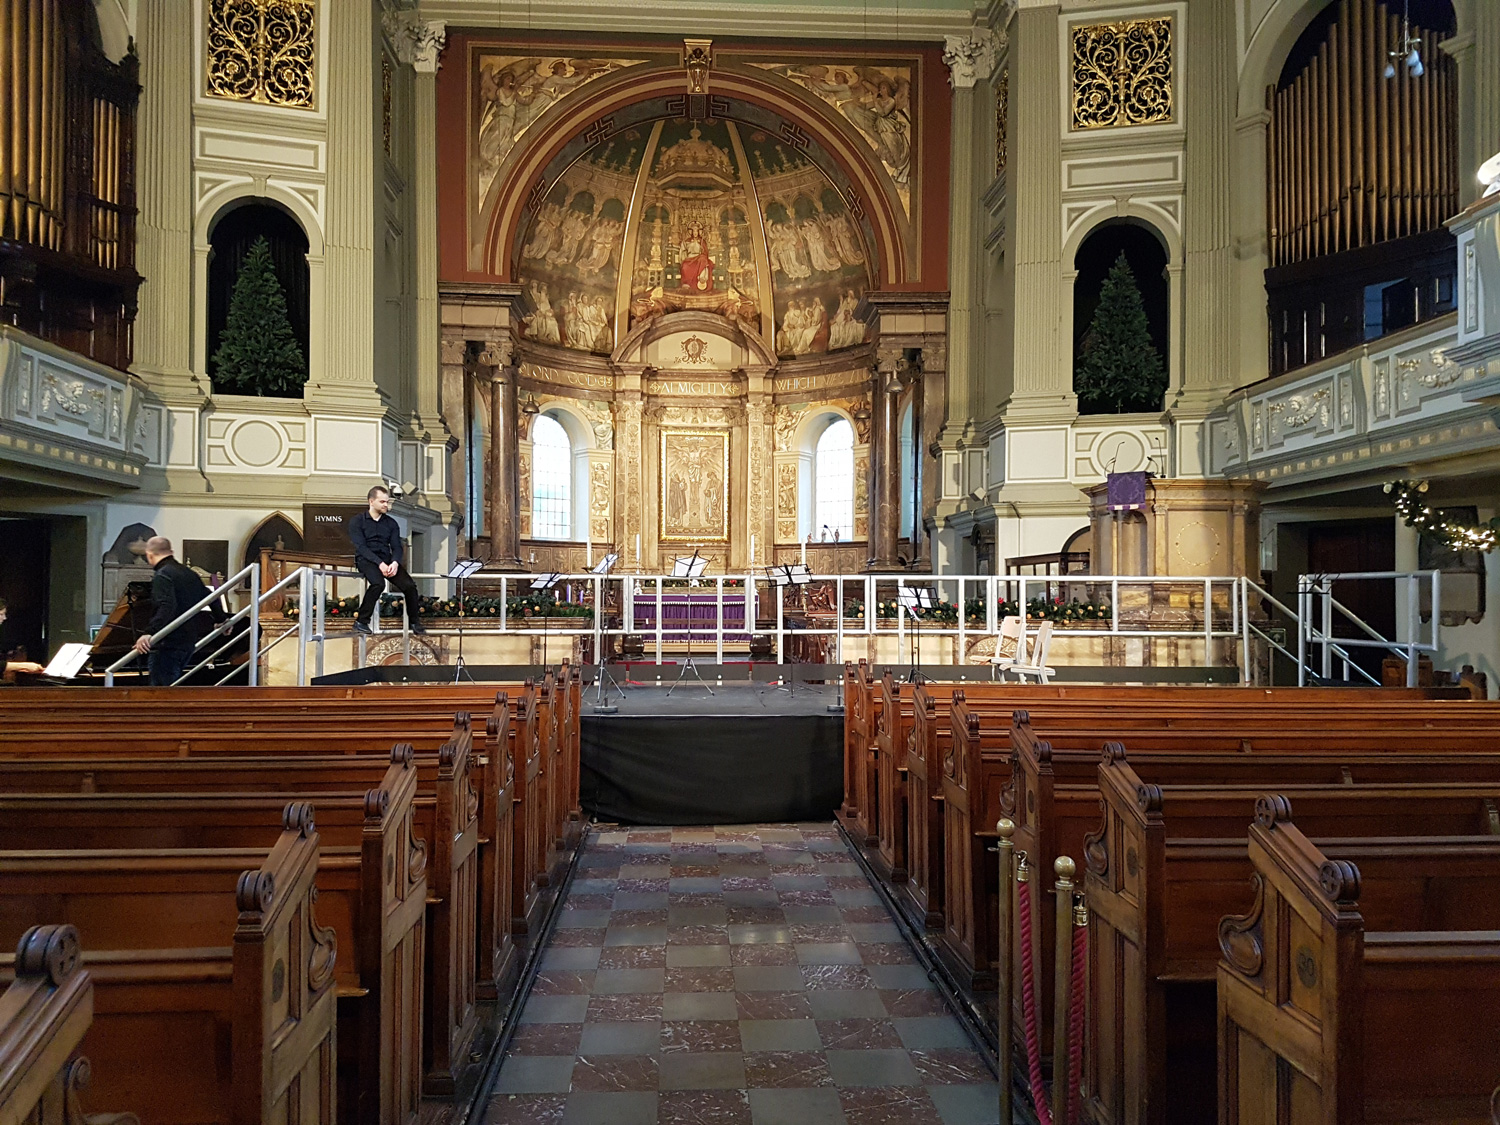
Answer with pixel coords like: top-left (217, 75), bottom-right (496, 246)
top-left (1073, 252), bottom-right (1167, 414)
top-left (211, 237), bottom-right (306, 396)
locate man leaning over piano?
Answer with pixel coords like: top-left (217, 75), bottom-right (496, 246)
top-left (0, 597), bottom-right (44, 683)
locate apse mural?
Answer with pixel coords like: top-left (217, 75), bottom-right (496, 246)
top-left (475, 55), bottom-right (644, 205)
top-left (628, 120), bottom-right (763, 340)
top-left (513, 114), bottom-right (873, 359)
top-left (752, 63), bottom-right (913, 216)
top-left (515, 134), bottom-right (642, 355)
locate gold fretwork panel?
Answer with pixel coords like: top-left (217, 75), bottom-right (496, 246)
top-left (660, 431), bottom-right (729, 543)
top-left (205, 0), bottom-right (317, 110)
top-left (1071, 17), bottom-right (1172, 131)
top-left (995, 67), bottom-right (1008, 177)
top-left (590, 460), bottom-right (611, 542)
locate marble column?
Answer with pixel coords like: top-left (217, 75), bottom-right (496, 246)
top-left (485, 341), bottom-right (524, 569)
top-left (132, 0), bottom-right (198, 398)
top-left (1005, 1), bottom-right (1067, 420)
top-left (1449, 1), bottom-right (1500, 207)
top-left (1179, 0), bottom-right (1236, 408)
top-left (867, 349), bottom-right (904, 570)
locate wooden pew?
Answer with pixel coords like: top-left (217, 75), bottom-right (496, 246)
top-left (0, 758), bottom-right (425, 1125)
top-left (840, 661), bottom-right (882, 846)
top-left (0, 925), bottom-right (140, 1125)
top-left (0, 732), bottom-right (500, 1099)
top-left (1218, 802), bottom-right (1500, 1124)
top-left (903, 682), bottom-right (947, 929)
top-left (0, 814), bottom-right (339, 1125)
top-left (1086, 749), bottom-right (1500, 1124)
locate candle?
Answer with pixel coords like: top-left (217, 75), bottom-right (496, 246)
top-left (635, 534), bottom-right (641, 562)
top-left (750, 534), bottom-right (756, 567)
top-left (586, 530), bottom-right (593, 569)
top-left (801, 534), bottom-right (807, 566)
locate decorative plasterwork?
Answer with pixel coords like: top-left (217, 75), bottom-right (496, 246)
top-left (205, 0), bottom-right (317, 110)
top-left (995, 67), bottom-right (1008, 176)
top-left (1070, 17), bottom-right (1173, 130)
top-left (384, 11), bottom-right (447, 73)
top-left (942, 27), bottom-right (1002, 89)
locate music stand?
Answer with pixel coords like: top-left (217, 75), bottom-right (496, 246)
top-left (666, 550), bottom-right (713, 696)
top-left (589, 554), bottom-right (623, 713)
top-left (899, 587), bottom-right (936, 683)
top-left (448, 555), bottom-right (487, 683)
top-left (530, 572), bottom-right (563, 674)
top-left (762, 563), bottom-right (812, 694)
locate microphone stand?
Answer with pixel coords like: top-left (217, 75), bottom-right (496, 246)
top-left (667, 547), bottom-right (712, 696)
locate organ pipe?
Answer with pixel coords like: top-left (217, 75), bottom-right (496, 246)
top-left (0, 0), bottom-right (66, 250)
top-left (1266, 0), bottom-right (1457, 268)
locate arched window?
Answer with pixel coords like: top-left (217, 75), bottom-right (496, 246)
top-left (815, 418), bottom-right (855, 539)
top-left (1072, 222), bottom-right (1169, 415)
top-left (207, 201), bottom-right (311, 391)
top-left (531, 414), bottom-right (572, 539)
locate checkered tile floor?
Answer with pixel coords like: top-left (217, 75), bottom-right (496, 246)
top-left (482, 823), bottom-right (1000, 1125)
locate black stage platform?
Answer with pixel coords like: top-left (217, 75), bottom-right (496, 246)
top-left (579, 681), bottom-right (843, 826)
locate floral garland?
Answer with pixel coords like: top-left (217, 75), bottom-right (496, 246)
top-left (1385, 479), bottom-right (1500, 552)
top-left (842, 596), bottom-right (1112, 623)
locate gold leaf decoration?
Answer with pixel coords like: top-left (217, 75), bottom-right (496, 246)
top-left (995, 66), bottom-right (1008, 177)
top-left (206, 0), bottom-right (317, 110)
top-left (1071, 18), bottom-right (1172, 130)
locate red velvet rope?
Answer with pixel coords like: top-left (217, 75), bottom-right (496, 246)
top-left (1067, 916), bottom-right (1087, 1125)
top-left (1017, 878), bottom-right (1053, 1125)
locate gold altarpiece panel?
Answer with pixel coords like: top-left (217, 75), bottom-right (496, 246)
top-left (659, 430), bottom-right (730, 543)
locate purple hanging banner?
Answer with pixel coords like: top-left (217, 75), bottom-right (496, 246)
top-left (1106, 471), bottom-right (1149, 512)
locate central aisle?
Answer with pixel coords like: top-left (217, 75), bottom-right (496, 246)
top-left (482, 824), bottom-right (999, 1125)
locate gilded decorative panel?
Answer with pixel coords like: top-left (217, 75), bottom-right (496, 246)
top-left (590, 459), bottom-right (611, 541)
top-left (776, 460), bottom-right (798, 541)
top-left (1071, 18), bottom-right (1172, 130)
top-left (205, 0), bottom-right (317, 110)
top-left (995, 67), bottom-right (1008, 177)
top-left (660, 430), bottom-right (729, 543)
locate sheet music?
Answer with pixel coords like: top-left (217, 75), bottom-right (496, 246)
top-left (43, 643), bottom-right (93, 680)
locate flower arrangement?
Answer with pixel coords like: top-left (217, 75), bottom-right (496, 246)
top-left (842, 595), bottom-right (1110, 624)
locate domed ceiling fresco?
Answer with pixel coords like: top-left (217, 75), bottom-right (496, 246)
top-left (513, 116), bottom-right (873, 361)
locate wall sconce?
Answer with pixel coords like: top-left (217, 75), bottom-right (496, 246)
top-left (521, 392), bottom-right (540, 416)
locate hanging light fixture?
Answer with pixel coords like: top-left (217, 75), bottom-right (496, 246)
top-left (1384, 0), bottom-right (1424, 78)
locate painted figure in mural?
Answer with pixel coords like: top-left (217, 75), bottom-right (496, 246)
top-left (523, 281), bottom-right (562, 346)
top-left (822, 209), bottom-right (865, 265)
top-left (776, 64), bottom-right (913, 189)
top-left (704, 468), bottom-right (722, 527)
top-left (777, 298), bottom-right (831, 357)
top-left (522, 203), bottom-right (563, 261)
top-left (668, 471), bottom-right (688, 525)
top-left (679, 223), bottom-right (715, 293)
top-left (766, 220), bottom-right (812, 281)
top-left (828, 290), bottom-right (864, 350)
top-left (800, 216), bottom-right (843, 273)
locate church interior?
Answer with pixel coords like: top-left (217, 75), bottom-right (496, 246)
top-left (3, 0), bottom-right (1500, 1122)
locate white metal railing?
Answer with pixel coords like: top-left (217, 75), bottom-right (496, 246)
top-left (1296, 570), bottom-right (1441, 688)
top-left (102, 564), bottom-right (1444, 689)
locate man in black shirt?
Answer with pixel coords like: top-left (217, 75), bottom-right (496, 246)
top-left (349, 485), bottom-right (425, 635)
top-left (133, 536), bottom-right (227, 686)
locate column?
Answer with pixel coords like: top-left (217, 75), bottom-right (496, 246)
top-left (866, 348), bottom-right (903, 570)
top-left (311, 0), bottom-right (383, 409)
top-left (941, 28), bottom-right (1001, 441)
top-left (1005, 1), bottom-right (1067, 420)
top-left (391, 15), bottom-right (447, 437)
top-left (132, 0), bottom-right (198, 398)
top-left (1178, 0), bottom-right (1236, 413)
top-left (1449, 1), bottom-right (1500, 207)
top-left (485, 341), bottom-right (523, 569)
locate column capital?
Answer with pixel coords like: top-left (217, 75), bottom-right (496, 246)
top-left (383, 11), bottom-right (447, 73)
top-left (479, 338), bottom-right (514, 370)
top-left (943, 26), bottom-right (1003, 88)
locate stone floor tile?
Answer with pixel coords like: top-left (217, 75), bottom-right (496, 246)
top-left (668, 905), bottom-right (729, 926)
top-left (592, 967), bottom-right (665, 994)
top-left (482, 1092), bottom-right (568, 1124)
top-left (506, 1023), bottom-right (584, 1056)
top-left (924, 1083), bottom-right (1002, 1125)
top-left (549, 928), bottom-right (607, 948)
top-left (611, 892), bottom-right (669, 910)
top-left (570, 1054), bottom-right (659, 1092)
top-left (806, 989), bottom-right (889, 1020)
top-left (843, 922), bottom-right (903, 943)
top-left (561, 1090), bottom-right (658, 1125)
top-left (747, 1087), bottom-right (848, 1125)
top-left (814, 1018), bottom-right (904, 1051)
top-left (867, 963), bottom-right (936, 990)
top-left (531, 971), bottom-right (596, 996)
top-left (577, 1020), bottom-right (662, 1056)
top-left (733, 964), bottom-right (807, 992)
top-left (540, 946), bottom-right (602, 971)
top-left (856, 942), bottom-right (917, 965)
top-left (825, 1048), bottom-right (923, 1087)
top-left (668, 924), bottom-right (730, 945)
top-left (494, 1054), bottom-right (575, 1093)
top-left (556, 909), bottom-right (614, 930)
top-left (839, 1086), bottom-right (944, 1125)
top-left (660, 1019), bottom-right (744, 1054)
top-left (596, 945), bottom-right (668, 970)
top-left (879, 988), bottom-right (950, 1017)
top-left (738, 1018), bottom-right (822, 1053)
top-left (742, 1049), bottom-right (834, 1088)
top-left (731, 942), bottom-right (800, 966)
top-left (602, 925), bottom-right (667, 948)
top-left (909, 1048), bottom-right (994, 1085)
top-left (892, 1017), bottom-right (973, 1050)
top-left (585, 993), bottom-right (664, 1022)
top-left (781, 905), bottom-right (844, 925)
top-left (667, 943), bottom-right (732, 967)
top-left (734, 990), bottom-right (815, 1020)
top-left (800, 964), bottom-right (875, 991)
top-left (657, 1089), bottom-right (753, 1125)
top-left (518, 995), bottom-right (590, 1024)
top-left (657, 1050), bottom-right (747, 1090)
top-left (664, 966), bottom-right (736, 992)
top-left (662, 990), bottom-right (741, 1021)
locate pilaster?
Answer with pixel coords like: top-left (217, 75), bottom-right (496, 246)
top-left (1002, 1), bottom-right (1071, 423)
top-left (1448, 2), bottom-right (1500, 208)
top-left (308, 0), bottom-right (384, 413)
top-left (132, 0), bottom-right (202, 403)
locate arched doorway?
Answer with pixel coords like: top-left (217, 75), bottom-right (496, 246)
top-left (1072, 222), bottom-right (1170, 415)
top-left (207, 201), bottom-right (312, 391)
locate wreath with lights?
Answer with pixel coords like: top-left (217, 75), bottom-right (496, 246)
top-left (1385, 480), bottom-right (1500, 552)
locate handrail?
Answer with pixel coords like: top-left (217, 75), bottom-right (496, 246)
top-left (104, 561), bottom-right (254, 686)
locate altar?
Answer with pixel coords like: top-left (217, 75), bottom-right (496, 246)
top-left (630, 590), bottom-right (754, 643)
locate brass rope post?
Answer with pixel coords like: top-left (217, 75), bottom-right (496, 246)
top-left (996, 818), bottom-right (1016, 1125)
top-left (1052, 856), bottom-right (1077, 1125)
